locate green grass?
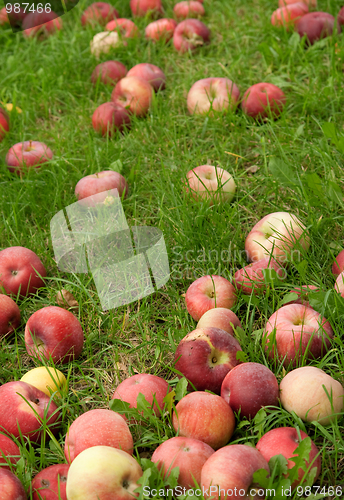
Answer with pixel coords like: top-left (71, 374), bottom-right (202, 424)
top-left (0, 0), bottom-right (344, 498)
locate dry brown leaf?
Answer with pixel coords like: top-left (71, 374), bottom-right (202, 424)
top-left (246, 165), bottom-right (259, 174)
top-left (56, 289), bottom-right (79, 311)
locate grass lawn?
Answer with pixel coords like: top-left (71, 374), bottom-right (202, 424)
top-left (0, 0), bottom-right (344, 498)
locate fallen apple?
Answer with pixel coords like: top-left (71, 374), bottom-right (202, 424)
top-left (6, 141), bottom-right (53, 174)
top-left (81, 2), bottom-right (119, 27)
top-left (0, 294), bottom-right (21, 338)
top-left (75, 170), bottom-right (128, 206)
top-left (31, 463), bottom-right (69, 500)
top-left (91, 61), bottom-right (127, 86)
top-left (106, 18), bottom-right (139, 38)
top-left (127, 63), bottom-right (166, 92)
top-left (187, 77), bottom-right (240, 116)
top-left (92, 102), bottom-right (131, 137)
top-left (174, 1), bottom-right (205, 19)
top-left (111, 76), bottom-right (154, 117)
top-left (145, 18), bottom-right (177, 41)
top-left (197, 307), bottom-right (242, 336)
top-left (242, 83), bottom-right (286, 120)
top-left (20, 366), bottom-right (67, 399)
top-left (173, 19), bottom-right (210, 52)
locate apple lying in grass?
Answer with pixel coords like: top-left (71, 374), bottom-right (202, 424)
top-left (0, 381), bottom-right (60, 443)
top-left (173, 392), bottom-right (235, 450)
top-left (335, 271), bottom-right (344, 298)
top-left (25, 306), bottom-right (84, 364)
top-left (0, 294), bottom-right (20, 338)
top-left (20, 366), bottom-right (67, 399)
top-left (187, 77), bottom-right (240, 116)
top-left (221, 362), bottom-right (279, 419)
top-left (75, 170), bottom-right (128, 206)
top-left (0, 469), bottom-right (27, 500)
top-left (152, 437), bottom-right (214, 489)
top-left (91, 61), bottom-right (127, 86)
top-left (245, 212), bottom-right (310, 264)
top-left (112, 373), bottom-right (169, 417)
top-left (185, 165), bottom-right (236, 205)
top-left (280, 366), bottom-right (344, 425)
top-left (0, 246), bottom-right (46, 297)
top-left (185, 275), bottom-right (237, 321)
top-left (256, 427), bottom-right (321, 490)
top-left (197, 307), bottom-right (242, 336)
top-left (106, 18), bottom-right (139, 38)
top-left (296, 12), bottom-right (341, 44)
top-left (234, 257), bottom-right (286, 295)
top-left (111, 76), bottom-right (154, 117)
top-left (173, 19), bottom-right (210, 52)
top-left (242, 83), bottom-right (286, 120)
top-left (145, 18), bottom-right (177, 41)
top-left (130, 0), bottom-right (163, 17)
top-left (66, 446), bottom-right (142, 500)
top-left (332, 249), bottom-right (344, 277)
top-left (174, 1), bottom-right (205, 19)
top-left (92, 102), bottom-right (131, 137)
top-left (81, 2), bottom-right (119, 27)
top-left (64, 409), bottom-right (133, 463)
top-left (6, 141), bottom-right (53, 174)
top-left (31, 464), bottom-right (69, 500)
top-left (127, 63), bottom-right (166, 92)
top-left (0, 107), bottom-right (9, 142)
top-left (22, 11), bottom-right (62, 37)
top-left (175, 327), bottom-right (242, 394)
top-left (271, 3), bottom-right (308, 29)
top-left (263, 304), bottom-right (333, 367)
top-left (201, 444), bottom-right (270, 499)
top-left (90, 31), bottom-right (120, 58)
top-left (0, 434), bottom-right (20, 470)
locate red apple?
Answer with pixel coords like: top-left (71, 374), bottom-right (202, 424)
top-left (173, 392), bottom-right (235, 450)
top-left (112, 373), bottom-right (169, 417)
top-left (111, 76), bottom-right (154, 117)
top-left (145, 18), bottom-right (177, 41)
top-left (197, 307), bottom-right (242, 336)
top-left (271, 3), bottom-right (308, 29)
top-left (185, 165), bottom-right (236, 205)
top-left (263, 304), bottom-right (333, 367)
top-left (106, 18), bottom-right (139, 38)
top-left (242, 82), bottom-right (286, 119)
top-left (0, 381), bottom-right (60, 443)
top-left (173, 19), bottom-right (210, 52)
top-left (0, 107), bottom-right (9, 142)
top-left (0, 468), bottom-right (27, 499)
top-left (75, 171), bottom-right (128, 207)
top-left (174, 1), bottom-right (205, 19)
top-left (332, 248), bottom-right (344, 277)
top-left (201, 444), bottom-right (270, 499)
top-left (221, 362), bottom-right (279, 419)
top-left (91, 61), bottom-right (127, 86)
top-left (25, 306), bottom-right (84, 364)
top-left (81, 2), bottom-right (119, 27)
top-left (187, 77), bottom-right (240, 116)
top-left (92, 102), bottom-right (131, 136)
top-left (0, 7), bottom-right (8, 25)
top-left (256, 427), bottom-right (321, 489)
top-left (0, 246), bottom-right (46, 297)
top-left (296, 12), bottom-right (341, 44)
top-left (31, 464), bottom-right (69, 500)
top-left (22, 11), bottom-right (62, 37)
top-left (0, 294), bottom-right (20, 339)
top-left (64, 409), bottom-right (133, 463)
top-left (151, 437), bottom-right (214, 489)
top-left (130, 0), bottom-right (163, 17)
top-left (175, 327), bottom-right (242, 394)
top-left (6, 140), bottom-right (53, 174)
top-left (0, 434), bottom-right (20, 470)
top-left (185, 275), bottom-right (237, 321)
top-left (233, 257), bottom-right (286, 295)
top-left (127, 63), bottom-right (166, 92)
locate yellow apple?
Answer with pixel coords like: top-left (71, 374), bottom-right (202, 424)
top-left (20, 366), bottom-right (67, 398)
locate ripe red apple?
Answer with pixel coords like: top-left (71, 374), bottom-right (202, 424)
top-left (197, 307), bottom-right (242, 336)
top-left (280, 366), bottom-right (344, 425)
top-left (64, 409), bottom-right (133, 463)
top-left (92, 102), bottom-right (131, 137)
top-left (0, 434), bottom-right (20, 470)
top-left (130, 0), bottom-right (163, 17)
top-left (0, 246), bottom-right (46, 297)
top-left (245, 212), bottom-right (310, 264)
top-left (0, 294), bottom-right (21, 338)
top-left (185, 165), bottom-right (236, 205)
top-left (271, 3), bottom-right (308, 29)
top-left (25, 306), bottom-right (84, 364)
top-left (175, 327), bottom-right (242, 394)
top-left (91, 61), bottom-right (127, 86)
top-left (111, 76), bottom-right (154, 117)
top-left (296, 12), bottom-right (341, 44)
top-left (112, 373), bottom-right (169, 417)
top-left (173, 392), bottom-right (235, 450)
top-left (145, 18), bottom-right (177, 41)
top-left (0, 107), bottom-right (9, 142)
top-left (174, 1), bottom-right (205, 19)
top-left (263, 304), bottom-right (333, 367)
top-left (187, 77), bottom-right (240, 116)
top-left (335, 271), bottom-right (344, 298)
top-left (106, 18), bottom-right (139, 38)
top-left (31, 464), bottom-right (69, 500)
top-left (233, 257), bottom-right (286, 295)
top-left (22, 11), bottom-right (63, 37)
top-left (0, 381), bottom-right (60, 443)
top-left (185, 274), bottom-right (237, 321)
top-left (81, 2), bottom-right (119, 27)
top-left (151, 437), bottom-right (214, 489)
top-left (0, 468), bottom-right (27, 499)
top-left (242, 83), bottom-right (286, 120)
top-left (127, 63), bottom-right (166, 92)
top-left (221, 362), bottom-right (279, 419)
top-left (173, 19), bottom-right (210, 52)
top-left (75, 171), bottom-right (128, 207)
top-left (256, 427), bottom-right (321, 489)
top-left (201, 444), bottom-right (270, 499)
top-left (0, 7), bottom-right (8, 25)
top-left (332, 248), bottom-right (344, 277)
top-left (6, 140), bottom-right (53, 174)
